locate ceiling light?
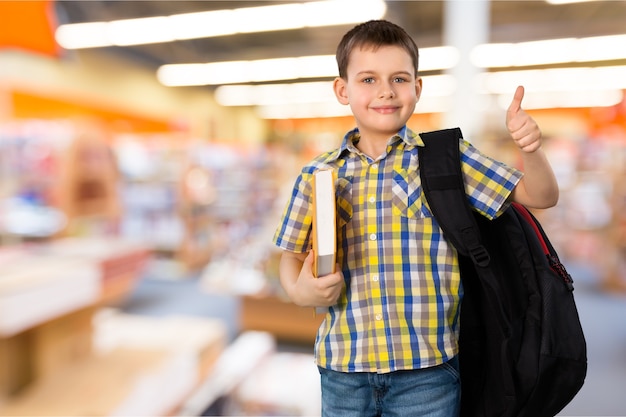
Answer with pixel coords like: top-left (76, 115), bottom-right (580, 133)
top-left (158, 32), bottom-right (626, 87)
top-left (157, 55), bottom-right (339, 86)
top-left (157, 47), bottom-right (460, 87)
top-left (471, 35), bottom-right (626, 68)
top-left (578, 35), bottom-right (626, 62)
top-left (496, 90), bottom-right (623, 110)
top-left (479, 66), bottom-right (626, 109)
top-left (55, 22), bottom-right (109, 49)
top-left (420, 46), bottom-right (460, 71)
top-left (108, 16), bottom-right (175, 46)
top-left (215, 82), bottom-right (336, 107)
top-left (544, 0), bottom-right (600, 4)
top-left (476, 65), bottom-right (626, 94)
top-left (55, 0), bottom-right (387, 49)
top-left (169, 10), bottom-right (236, 39)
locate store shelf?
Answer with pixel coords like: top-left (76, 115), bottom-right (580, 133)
top-left (0, 293), bottom-right (228, 416)
top-left (0, 237), bottom-right (151, 405)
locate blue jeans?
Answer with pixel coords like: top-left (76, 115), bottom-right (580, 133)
top-left (318, 357), bottom-right (461, 417)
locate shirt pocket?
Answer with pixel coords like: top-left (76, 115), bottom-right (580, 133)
top-left (391, 168), bottom-right (432, 219)
top-left (335, 176), bottom-right (353, 227)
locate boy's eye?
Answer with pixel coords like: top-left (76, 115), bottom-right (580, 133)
top-left (362, 77), bottom-right (375, 84)
top-left (393, 77), bottom-right (407, 83)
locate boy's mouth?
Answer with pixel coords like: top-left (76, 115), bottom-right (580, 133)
top-left (372, 106), bottom-right (399, 114)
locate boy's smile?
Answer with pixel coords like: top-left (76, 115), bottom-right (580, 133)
top-left (371, 105), bottom-right (400, 114)
top-left (334, 44), bottom-right (422, 154)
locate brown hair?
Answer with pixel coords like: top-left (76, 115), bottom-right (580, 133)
top-left (335, 20), bottom-right (420, 79)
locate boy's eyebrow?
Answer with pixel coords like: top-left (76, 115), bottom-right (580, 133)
top-left (354, 70), bottom-right (414, 77)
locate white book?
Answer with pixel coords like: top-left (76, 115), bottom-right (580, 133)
top-left (311, 169), bottom-right (336, 278)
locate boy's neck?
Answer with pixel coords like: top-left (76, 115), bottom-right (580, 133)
top-left (355, 133), bottom-right (394, 160)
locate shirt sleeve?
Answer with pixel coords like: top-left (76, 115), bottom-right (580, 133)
top-left (459, 139), bottom-right (523, 219)
top-left (272, 170), bottom-right (314, 253)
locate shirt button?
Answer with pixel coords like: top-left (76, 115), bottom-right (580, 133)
top-left (369, 233), bottom-right (377, 241)
top-left (375, 314), bottom-right (382, 321)
top-left (372, 274), bottom-right (379, 282)
top-left (368, 195), bottom-right (376, 203)
top-left (371, 163), bottom-right (378, 171)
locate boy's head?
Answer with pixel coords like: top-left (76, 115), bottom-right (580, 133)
top-left (336, 20), bottom-right (419, 79)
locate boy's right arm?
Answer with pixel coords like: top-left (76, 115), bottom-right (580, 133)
top-left (279, 250), bottom-right (344, 308)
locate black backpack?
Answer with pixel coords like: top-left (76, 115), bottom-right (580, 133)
top-left (418, 128), bottom-right (587, 417)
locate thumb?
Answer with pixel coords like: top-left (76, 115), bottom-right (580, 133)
top-left (507, 85), bottom-right (525, 117)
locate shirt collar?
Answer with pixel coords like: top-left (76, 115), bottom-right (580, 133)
top-left (397, 125), bottom-right (424, 148)
top-left (330, 126), bottom-right (424, 162)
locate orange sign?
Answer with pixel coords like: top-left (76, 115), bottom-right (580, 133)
top-left (0, 0), bottom-right (59, 57)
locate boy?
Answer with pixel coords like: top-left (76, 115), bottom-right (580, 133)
top-left (273, 20), bottom-right (558, 417)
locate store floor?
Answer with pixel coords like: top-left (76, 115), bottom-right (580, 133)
top-left (118, 260), bottom-right (626, 417)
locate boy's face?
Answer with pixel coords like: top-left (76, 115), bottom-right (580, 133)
top-left (333, 44), bottom-right (422, 143)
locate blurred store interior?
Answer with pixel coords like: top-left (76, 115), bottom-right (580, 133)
top-left (0, 0), bottom-right (624, 415)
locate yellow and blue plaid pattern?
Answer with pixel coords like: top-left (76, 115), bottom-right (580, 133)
top-left (273, 126), bottom-right (522, 373)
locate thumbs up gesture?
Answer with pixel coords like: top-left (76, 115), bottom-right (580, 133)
top-left (506, 86), bottom-right (542, 153)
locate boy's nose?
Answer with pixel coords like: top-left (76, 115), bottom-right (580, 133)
top-left (379, 87), bottom-right (395, 99)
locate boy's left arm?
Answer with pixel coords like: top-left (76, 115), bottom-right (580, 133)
top-left (506, 86), bottom-right (559, 209)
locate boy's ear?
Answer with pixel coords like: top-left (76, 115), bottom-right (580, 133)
top-left (333, 77), bottom-right (349, 105)
top-left (415, 77), bottom-right (423, 102)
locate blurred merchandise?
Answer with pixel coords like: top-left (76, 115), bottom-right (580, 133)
top-left (0, 120), bottom-right (120, 241)
top-left (41, 236), bottom-right (151, 304)
top-left (0, 197), bottom-right (66, 238)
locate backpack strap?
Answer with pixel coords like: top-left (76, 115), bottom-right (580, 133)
top-left (418, 128), bottom-right (490, 267)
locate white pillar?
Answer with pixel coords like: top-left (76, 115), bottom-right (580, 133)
top-left (442, 0), bottom-right (490, 142)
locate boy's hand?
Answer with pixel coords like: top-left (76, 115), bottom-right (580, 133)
top-left (506, 86), bottom-right (542, 153)
top-left (292, 251), bottom-right (344, 307)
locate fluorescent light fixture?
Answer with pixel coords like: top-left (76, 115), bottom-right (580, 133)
top-left (158, 32), bottom-right (626, 87)
top-left (421, 74), bottom-right (458, 97)
top-left (169, 10), bottom-right (236, 39)
top-left (471, 35), bottom-right (626, 68)
top-left (108, 16), bottom-right (174, 46)
top-left (496, 90), bottom-right (623, 110)
top-left (479, 66), bottom-right (626, 110)
top-left (420, 46), bottom-right (460, 72)
top-left (544, 0), bottom-right (600, 4)
top-left (158, 47), bottom-right (459, 86)
top-left (215, 82), bottom-right (336, 107)
top-left (55, 0), bottom-right (386, 49)
top-left (55, 22), bottom-right (110, 49)
top-left (158, 55), bottom-right (338, 86)
top-left (476, 66), bottom-right (626, 94)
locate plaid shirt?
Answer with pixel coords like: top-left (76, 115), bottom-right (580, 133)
top-left (273, 126), bottom-right (522, 373)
